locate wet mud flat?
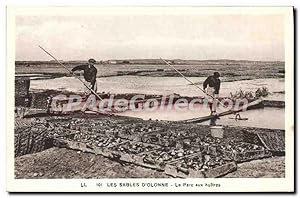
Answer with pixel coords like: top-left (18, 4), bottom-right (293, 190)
top-left (14, 113), bottom-right (285, 178)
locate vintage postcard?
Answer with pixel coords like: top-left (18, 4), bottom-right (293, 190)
top-left (6, 7), bottom-right (294, 192)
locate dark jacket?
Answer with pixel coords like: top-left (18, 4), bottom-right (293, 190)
top-left (203, 76), bottom-right (221, 94)
top-left (72, 64), bottom-right (97, 89)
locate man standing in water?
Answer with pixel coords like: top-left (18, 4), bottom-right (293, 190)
top-left (72, 58), bottom-right (98, 94)
top-left (203, 72), bottom-right (221, 116)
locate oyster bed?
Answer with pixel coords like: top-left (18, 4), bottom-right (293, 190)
top-left (15, 115), bottom-right (281, 178)
top-left (48, 118), bottom-right (272, 177)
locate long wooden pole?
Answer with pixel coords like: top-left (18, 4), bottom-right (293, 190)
top-left (38, 46), bottom-right (103, 101)
top-left (160, 58), bottom-right (226, 108)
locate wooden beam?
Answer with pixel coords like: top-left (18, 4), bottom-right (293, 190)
top-left (184, 99), bottom-right (263, 123)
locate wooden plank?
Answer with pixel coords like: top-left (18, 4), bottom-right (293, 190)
top-left (203, 162), bottom-right (237, 178)
top-left (262, 100), bottom-right (285, 108)
top-left (184, 99), bottom-right (263, 123)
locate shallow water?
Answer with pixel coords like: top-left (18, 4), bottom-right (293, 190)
top-left (200, 107), bottom-right (285, 130)
top-left (115, 103), bottom-right (212, 121)
top-left (116, 106), bottom-right (284, 130)
top-left (30, 76), bottom-right (285, 100)
top-left (27, 75), bottom-right (285, 129)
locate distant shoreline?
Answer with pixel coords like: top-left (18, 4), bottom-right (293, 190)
top-left (15, 59), bottom-right (285, 66)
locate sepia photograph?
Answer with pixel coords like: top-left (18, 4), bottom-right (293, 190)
top-left (6, 7), bottom-right (294, 192)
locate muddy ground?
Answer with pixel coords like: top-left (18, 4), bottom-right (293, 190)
top-left (224, 156), bottom-right (285, 178)
top-left (15, 147), bottom-right (168, 179)
top-left (15, 147), bottom-right (284, 179)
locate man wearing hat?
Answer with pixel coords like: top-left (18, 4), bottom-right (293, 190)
top-left (203, 72), bottom-right (221, 116)
top-left (72, 58), bottom-right (98, 94)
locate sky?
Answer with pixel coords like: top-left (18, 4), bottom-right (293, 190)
top-left (15, 14), bottom-right (285, 61)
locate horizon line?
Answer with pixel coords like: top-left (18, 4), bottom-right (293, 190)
top-left (15, 58), bottom-right (285, 62)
